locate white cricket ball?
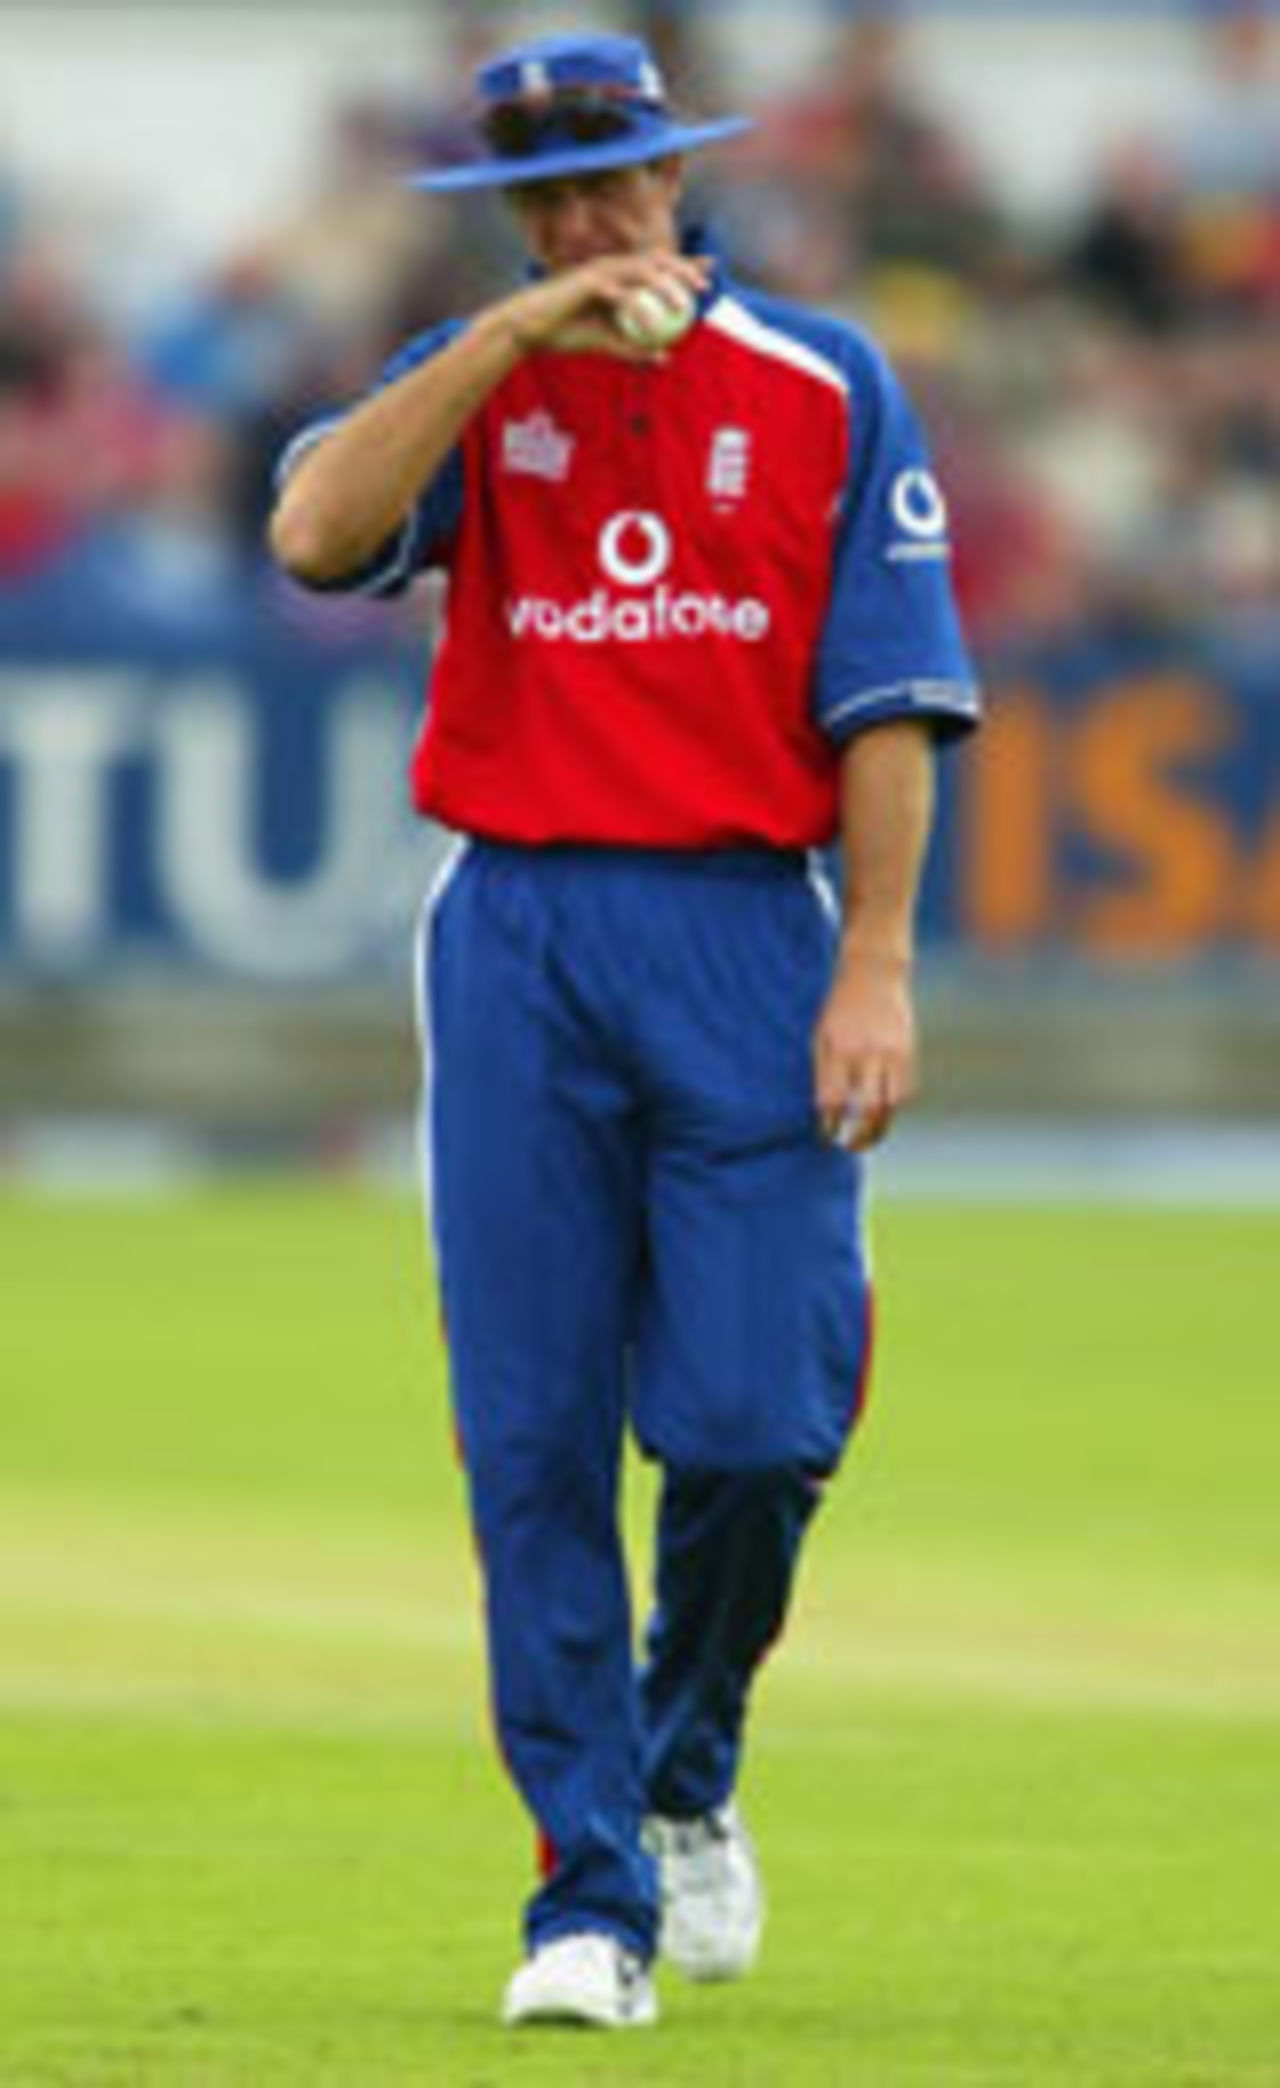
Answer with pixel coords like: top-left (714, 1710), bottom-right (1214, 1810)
top-left (616, 283), bottom-right (696, 352)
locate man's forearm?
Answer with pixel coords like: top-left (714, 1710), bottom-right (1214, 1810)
top-left (268, 307), bottom-right (525, 585)
top-left (835, 719), bottom-right (936, 972)
top-left (811, 720), bottom-right (936, 1148)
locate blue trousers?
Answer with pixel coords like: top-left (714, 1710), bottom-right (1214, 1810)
top-left (421, 843), bottom-right (871, 1959)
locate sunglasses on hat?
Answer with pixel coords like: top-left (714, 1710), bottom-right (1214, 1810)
top-left (481, 86), bottom-right (658, 161)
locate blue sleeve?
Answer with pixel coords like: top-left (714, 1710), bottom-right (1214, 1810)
top-left (273, 322), bottom-right (466, 598)
top-left (815, 336), bottom-right (980, 745)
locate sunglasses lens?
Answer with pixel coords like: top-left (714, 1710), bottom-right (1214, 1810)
top-left (483, 104), bottom-right (537, 155)
top-left (483, 93), bottom-right (639, 159)
top-left (563, 106), bottom-right (632, 144)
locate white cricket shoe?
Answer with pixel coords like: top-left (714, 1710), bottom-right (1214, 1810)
top-left (501, 1932), bottom-right (658, 2029)
top-left (646, 1803), bottom-right (764, 1982)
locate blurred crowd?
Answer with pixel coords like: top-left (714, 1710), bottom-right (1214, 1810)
top-left (2, 1), bottom-right (1279, 651)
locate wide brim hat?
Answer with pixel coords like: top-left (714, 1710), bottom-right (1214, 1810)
top-left (410, 31), bottom-right (753, 194)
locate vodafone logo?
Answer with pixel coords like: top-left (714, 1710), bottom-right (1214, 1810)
top-left (599, 512), bottom-right (672, 589)
top-left (504, 508), bottom-right (771, 647)
top-left (891, 469), bottom-right (947, 537)
top-left (887, 469), bottom-right (951, 563)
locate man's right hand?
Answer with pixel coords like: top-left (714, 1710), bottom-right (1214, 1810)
top-left (490, 251), bottom-right (710, 361)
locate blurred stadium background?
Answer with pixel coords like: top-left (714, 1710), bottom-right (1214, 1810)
top-left (0, 0), bottom-right (1277, 1193)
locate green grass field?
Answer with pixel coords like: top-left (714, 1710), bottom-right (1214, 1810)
top-left (1, 1184), bottom-right (1276, 2086)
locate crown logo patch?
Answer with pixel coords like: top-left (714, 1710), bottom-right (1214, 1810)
top-left (502, 410), bottom-right (575, 483)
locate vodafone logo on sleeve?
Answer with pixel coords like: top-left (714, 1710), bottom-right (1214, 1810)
top-left (504, 511), bottom-right (771, 646)
top-left (886, 469), bottom-right (951, 563)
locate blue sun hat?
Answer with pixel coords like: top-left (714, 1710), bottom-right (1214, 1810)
top-left (411, 31), bottom-right (753, 193)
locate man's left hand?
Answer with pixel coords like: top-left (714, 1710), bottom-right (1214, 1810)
top-left (813, 951), bottom-right (918, 1152)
